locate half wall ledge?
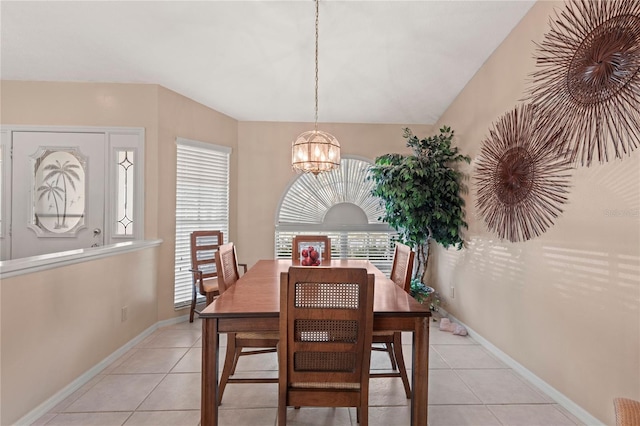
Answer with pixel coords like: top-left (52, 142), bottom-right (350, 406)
top-left (0, 239), bottom-right (163, 279)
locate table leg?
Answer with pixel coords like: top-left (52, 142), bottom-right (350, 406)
top-left (412, 317), bottom-right (429, 426)
top-left (201, 318), bottom-right (219, 426)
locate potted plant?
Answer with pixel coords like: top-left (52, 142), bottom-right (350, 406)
top-left (369, 126), bottom-right (470, 300)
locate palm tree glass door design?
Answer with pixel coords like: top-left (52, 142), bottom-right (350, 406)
top-left (12, 131), bottom-right (105, 259)
top-left (34, 149), bottom-right (86, 234)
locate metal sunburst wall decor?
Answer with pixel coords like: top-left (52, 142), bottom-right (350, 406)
top-left (527, 0), bottom-right (640, 166)
top-left (475, 104), bottom-right (573, 242)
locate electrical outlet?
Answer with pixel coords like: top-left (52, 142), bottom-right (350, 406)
top-left (121, 306), bottom-right (128, 322)
top-left (450, 287), bottom-right (455, 299)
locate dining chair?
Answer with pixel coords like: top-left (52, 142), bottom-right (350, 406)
top-left (215, 242), bottom-right (278, 405)
top-left (278, 266), bottom-right (375, 425)
top-left (370, 242), bottom-right (414, 398)
top-left (614, 397), bottom-right (640, 426)
top-left (291, 235), bottom-right (331, 265)
top-left (189, 230), bottom-right (224, 323)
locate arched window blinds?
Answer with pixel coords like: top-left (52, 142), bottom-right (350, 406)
top-left (275, 157), bottom-right (397, 274)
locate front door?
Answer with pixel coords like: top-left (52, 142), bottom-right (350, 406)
top-left (11, 131), bottom-right (105, 259)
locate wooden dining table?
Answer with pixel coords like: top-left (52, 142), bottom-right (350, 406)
top-left (199, 259), bottom-right (431, 425)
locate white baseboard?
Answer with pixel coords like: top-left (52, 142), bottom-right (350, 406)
top-left (16, 314), bottom-right (190, 426)
top-left (439, 309), bottom-right (603, 426)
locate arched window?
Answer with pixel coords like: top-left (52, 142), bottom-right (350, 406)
top-left (275, 156), bottom-right (398, 274)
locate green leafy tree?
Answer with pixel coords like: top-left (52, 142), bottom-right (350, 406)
top-left (369, 126), bottom-right (470, 283)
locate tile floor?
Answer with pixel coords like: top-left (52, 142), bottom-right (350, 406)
top-left (32, 317), bottom-right (584, 426)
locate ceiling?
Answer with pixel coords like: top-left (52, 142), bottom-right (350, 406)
top-left (1, 1), bottom-right (535, 125)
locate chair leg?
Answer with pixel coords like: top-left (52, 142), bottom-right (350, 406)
top-left (218, 334), bottom-right (237, 405)
top-left (278, 403), bottom-right (287, 426)
top-left (359, 385), bottom-right (369, 425)
top-left (384, 342), bottom-right (398, 370)
top-left (206, 291), bottom-right (216, 306)
top-left (356, 406), bottom-right (369, 425)
top-left (393, 332), bottom-right (411, 399)
top-left (189, 282), bottom-right (197, 323)
top-left (359, 405), bottom-right (368, 426)
top-left (230, 347), bottom-right (243, 375)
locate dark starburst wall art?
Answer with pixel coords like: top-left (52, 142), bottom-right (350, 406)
top-left (475, 104), bottom-right (573, 242)
top-left (527, 0), bottom-right (640, 167)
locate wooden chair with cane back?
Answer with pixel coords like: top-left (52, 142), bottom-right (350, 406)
top-left (189, 230), bottom-right (223, 323)
top-left (215, 242), bottom-right (278, 405)
top-left (614, 397), bottom-right (640, 426)
top-left (370, 242), bottom-right (414, 398)
top-left (278, 266), bottom-right (375, 425)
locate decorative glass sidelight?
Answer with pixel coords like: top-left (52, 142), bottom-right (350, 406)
top-left (116, 150), bottom-right (134, 236)
top-left (32, 148), bottom-right (86, 236)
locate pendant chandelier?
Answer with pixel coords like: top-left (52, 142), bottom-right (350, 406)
top-left (291, 0), bottom-right (341, 175)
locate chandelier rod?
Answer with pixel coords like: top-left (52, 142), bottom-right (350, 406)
top-left (314, 0), bottom-right (319, 133)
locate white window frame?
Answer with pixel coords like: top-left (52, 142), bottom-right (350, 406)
top-left (173, 137), bottom-right (231, 309)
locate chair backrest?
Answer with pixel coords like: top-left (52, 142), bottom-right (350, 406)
top-left (279, 266), bottom-right (374, 400)
top-left (614, 397), bottom-right (640, 426)
top-left (215, 242), bottom-right (241, 294)
top-left (292, 235), bottom-right (332, 264)
top-left (190, 230), bottom-right (224, 293)
top-left (390, 243), bottom-right (415, 292)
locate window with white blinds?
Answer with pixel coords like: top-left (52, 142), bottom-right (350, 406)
top-left (174, 138), bottom-right (231, 308)
top-left (275, 157), bottom-right (397, 275)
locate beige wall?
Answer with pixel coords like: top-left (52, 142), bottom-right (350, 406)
top-left (0, 81), bottom-right (163, 425)
top-left (0, 81), bottom-right (163, 424)
top-left (236, 121), bottom-right (433, 267)
top-left (0, 81), bottom-right (161, 239)
top-left (0, 81), bottom-right (238, 423)
top-left (1, 247), bottom-right (159, 425)
top-left (156, 86), bottom-right (239, 319)
top-left (432, 2), bottom-right (640, 424)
